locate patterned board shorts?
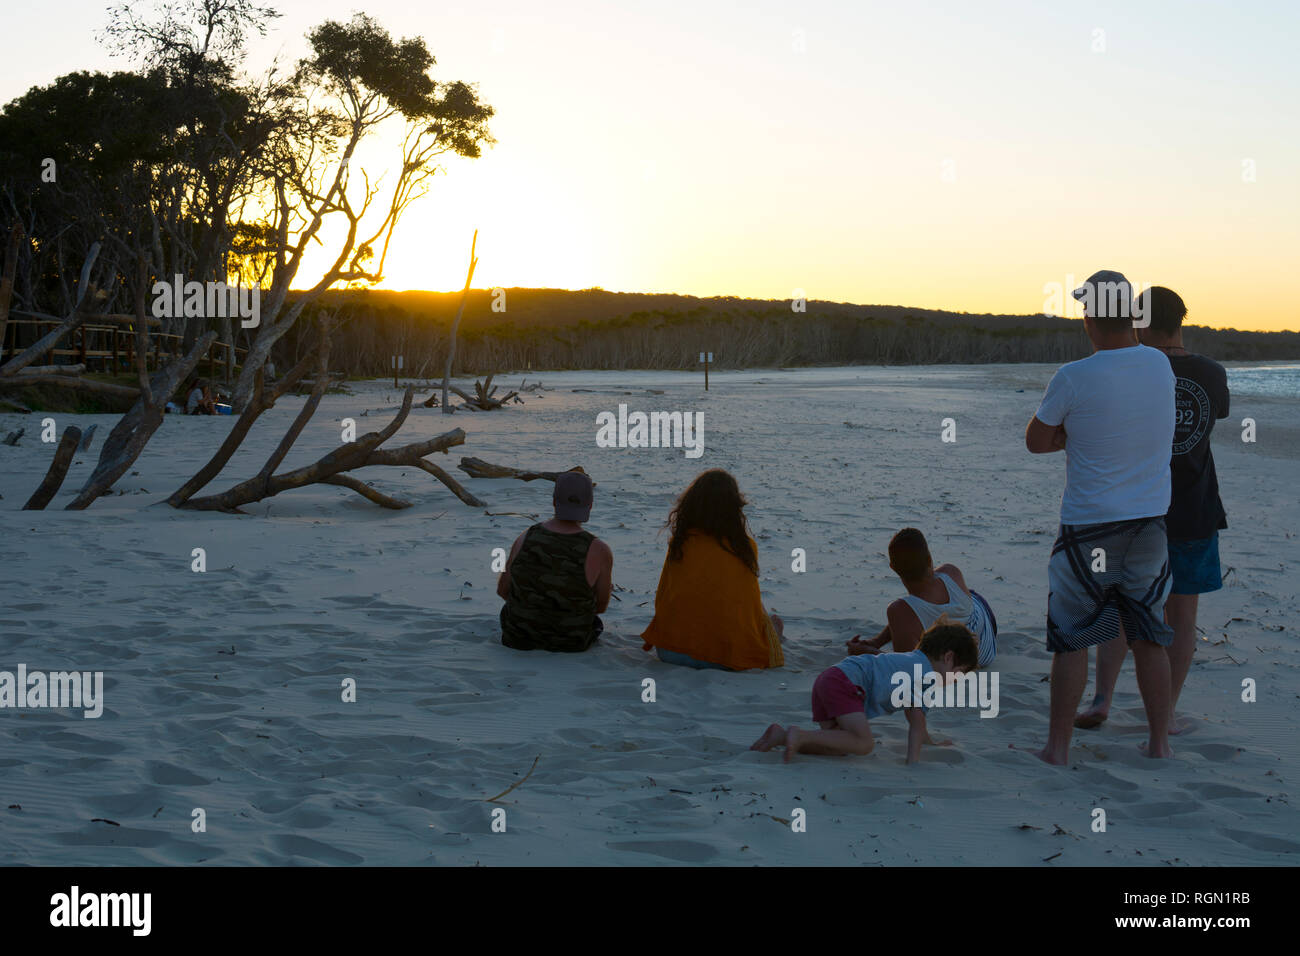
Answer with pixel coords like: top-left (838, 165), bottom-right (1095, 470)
top-left (1046, 517), bottom-right (1174, 652)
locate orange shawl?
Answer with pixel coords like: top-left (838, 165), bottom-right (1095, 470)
top-left (641, 532), bottom-right (783, 670)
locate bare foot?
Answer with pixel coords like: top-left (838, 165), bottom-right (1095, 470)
top-left (1074, 696), bottom-right (1110, 730)
top-left (784, 726), bottom-right (803, 763)
top-left (1009, 742), bottom-right (1069, 766)
top-left (750, 723), bottom-right (786, 752)
top-left (1168, 714), bottom-right (1199, 736)
top-left (1138, 740), bottom-right (1174, 758)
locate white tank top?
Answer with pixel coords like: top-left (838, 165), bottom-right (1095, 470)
top-left (901, 573), bottom-right (994, 666)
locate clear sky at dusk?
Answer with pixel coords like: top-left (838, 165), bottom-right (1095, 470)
top-left (4, 0), bottom-right (1297, 330)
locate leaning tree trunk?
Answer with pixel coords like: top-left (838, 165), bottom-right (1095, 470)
top-left (22, 425), bottom-right (82, 510)
top-left (0, 224), bottom-right (22, 362)
top-left (0, 242), bottom-right (100, 378)
top-left (66, 331), bottom-right (216, 510)
top-left (442, 230), bottom-right (478, 413)
top-left (230, 328), bottom-right (278, 411)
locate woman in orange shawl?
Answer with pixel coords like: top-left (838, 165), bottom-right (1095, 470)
top-left (641, 469), bottom-right (785, 671)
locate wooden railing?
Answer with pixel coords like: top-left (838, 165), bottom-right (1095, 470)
top-left (1, 316), bottom-right (247, 380)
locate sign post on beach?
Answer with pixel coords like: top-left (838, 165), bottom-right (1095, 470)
top-left (392, 354), bottom-right (403, 389)
top-left (699, 351), bottom-right (712, 391)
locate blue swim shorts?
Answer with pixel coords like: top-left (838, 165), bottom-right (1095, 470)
top-left (1168, 533), bottom-right (1223, 595)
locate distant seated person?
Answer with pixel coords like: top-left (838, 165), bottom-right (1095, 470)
top-left (497, 470), bottom-right (613, 653)
top-left (185, 379), bottom-right (217, 415)
top-left (847, 527), bottom-right (997, 667)
top-left (641, 468), bottom-right (784, 671)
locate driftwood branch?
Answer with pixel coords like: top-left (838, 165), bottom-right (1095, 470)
top-left (411, 458), bottom-right (486, 507)
top-left (167, 322), bottom-right (329, 507)
top-left (19, 363), bottom-right (85, 376)
top-left (321, 473), bottom-right (412, 509)
top-left (179, 390), bottom-right (479, 512)
top-left (22, 426), bottom-right (82, 510)
top-left (0, 374), bottom-right (141, 401)
top-left (458, 457), bottom-right (590, 483)
top-left (449, 375), bottom-right (519, 411)
top-left (252, 332), bottom-right (332, 493)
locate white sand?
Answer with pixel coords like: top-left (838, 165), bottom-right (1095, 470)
top-left (1, 365), bottom-right (1297, 865)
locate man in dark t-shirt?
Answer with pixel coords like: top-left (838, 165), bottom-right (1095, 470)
top-left (1075, 286), bottom-right (1229, 733)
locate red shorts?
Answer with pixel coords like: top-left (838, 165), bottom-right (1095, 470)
top-left (811, 666), bottom-right (866, 723)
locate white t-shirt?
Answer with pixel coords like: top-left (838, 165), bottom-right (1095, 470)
top-left (186, 388), bottom-right (203, 414)
top-left (1035, 345), bottom-right (1174, 526)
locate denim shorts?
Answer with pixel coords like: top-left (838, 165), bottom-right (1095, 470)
top-left (1168, 533), bottom-right (1223, 595)
top-left (655, 648), bottom-right (732, 671)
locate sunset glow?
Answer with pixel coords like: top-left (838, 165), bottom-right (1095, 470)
top-left (5, 0), bottom-right (1296, 329)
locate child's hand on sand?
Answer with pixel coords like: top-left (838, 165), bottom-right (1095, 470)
top-left (845, 635), bottom-right (878, 656)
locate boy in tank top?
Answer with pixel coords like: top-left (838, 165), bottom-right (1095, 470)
top-left (846, 527), bottom-right (997, 667)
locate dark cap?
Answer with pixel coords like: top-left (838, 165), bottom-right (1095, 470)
top-left (553, 471), bottom-right (593, 522)
top-left (1072, 269), bottom-right (1135, 319)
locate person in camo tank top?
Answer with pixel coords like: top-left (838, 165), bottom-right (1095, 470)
top-left (497, 471), bottom-right (614, 652)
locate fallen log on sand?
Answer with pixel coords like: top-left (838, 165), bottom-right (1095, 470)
top-left (0, 374), bottom-right (141, 401)
top-left (458, 458), bottom-right (592, 484)
top-left (21, 363), bottom-right (85, 375)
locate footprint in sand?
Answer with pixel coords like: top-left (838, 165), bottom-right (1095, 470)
top-left (1184, 743), bottom-right (1246, 762)
top-left (267, 833), bottom-right (364, 865)
top-left (607, 839), bottom-right (718, 863)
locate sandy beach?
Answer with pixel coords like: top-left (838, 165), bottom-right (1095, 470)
top-left (1, 364), bottom-right (1297, 866)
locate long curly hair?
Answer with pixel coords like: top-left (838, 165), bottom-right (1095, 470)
top-left (665, 469), bottom-right (758, 576)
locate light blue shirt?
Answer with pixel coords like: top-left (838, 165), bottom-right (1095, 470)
top-left (835, 649), bottom-right (935, 718)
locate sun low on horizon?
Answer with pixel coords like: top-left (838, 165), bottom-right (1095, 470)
top-left (5, 0), bottom-right (1298, 331)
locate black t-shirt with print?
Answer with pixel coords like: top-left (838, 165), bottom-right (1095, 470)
top-left (1164, 352), bottom-right (1229, 539)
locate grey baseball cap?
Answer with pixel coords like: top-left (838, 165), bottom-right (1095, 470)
top-left (553, 471), bottom-right (593, 522)
top-left (1072, 269), bottom-right (1135, 319)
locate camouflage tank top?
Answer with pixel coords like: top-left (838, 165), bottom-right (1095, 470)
top-left (500, 524), bottom-right (599, 652)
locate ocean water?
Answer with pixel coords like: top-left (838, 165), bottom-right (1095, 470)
top-left (1226, 364), bottom-right (1300, 399)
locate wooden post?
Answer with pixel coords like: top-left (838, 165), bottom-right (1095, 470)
top-left (699, 350), bottom-right (712, 391)
top-left (112, 328), bottom-right (119, 371)
top-left (78, 326), bottom-right (87, 365)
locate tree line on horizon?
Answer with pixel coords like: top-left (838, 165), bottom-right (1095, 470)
top-left (272, 287), bottom-right (1300, 377)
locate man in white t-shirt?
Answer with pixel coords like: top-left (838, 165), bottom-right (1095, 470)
top-left (1022, 270), bottom-right (1176, 764)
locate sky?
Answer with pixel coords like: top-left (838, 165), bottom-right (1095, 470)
top-left (4, 0), bottom-right (1298, 331)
